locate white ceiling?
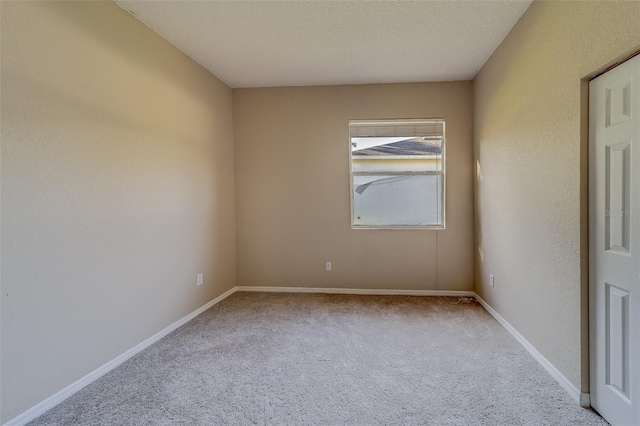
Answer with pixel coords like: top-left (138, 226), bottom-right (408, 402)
top-left (115, 0), bottom-right (533, 88)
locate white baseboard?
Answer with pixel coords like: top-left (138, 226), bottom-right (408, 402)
top-left (473, 293), bottom-right (583, 405)
top-left (3, 287), bottom-right (238, 426)
top-left (235, 286), bottom-right (475, 297)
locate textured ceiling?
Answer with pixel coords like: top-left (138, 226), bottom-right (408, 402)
top-left (115, 0), bottom-right (533, 88)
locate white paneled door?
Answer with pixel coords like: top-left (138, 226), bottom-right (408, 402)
top-left (590, 54), bottom-right (640, 426)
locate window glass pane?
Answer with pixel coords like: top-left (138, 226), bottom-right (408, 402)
top-left (351, 136), bottom-right (442, 173)
top-left (352, 175), bottom-right (442, 226)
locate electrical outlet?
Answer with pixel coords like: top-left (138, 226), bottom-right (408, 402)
top-left (489, 274), bottom-right (495, 288)
top-left (325, 262), bottom-right (332, 271)
top-left (197, 273), bottom-right (204, 286)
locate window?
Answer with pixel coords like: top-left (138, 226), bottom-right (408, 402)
top-left (349, 119), bottom-right (445, 229)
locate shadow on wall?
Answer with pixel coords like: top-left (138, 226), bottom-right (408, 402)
top-left (39, 1), bottom-right (221, 106)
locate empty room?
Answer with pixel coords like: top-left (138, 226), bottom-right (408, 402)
top-left (1, 1), bottom-right (639, 425)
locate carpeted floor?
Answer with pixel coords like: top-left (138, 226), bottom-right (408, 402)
top-left (29, 293), bottom-right (607, 425)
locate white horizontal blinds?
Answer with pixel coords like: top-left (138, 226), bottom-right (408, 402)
top-left (349, 120), bottom-right (444, 137)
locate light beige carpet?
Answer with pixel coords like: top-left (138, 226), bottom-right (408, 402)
top-left (29, 293), bottom-right (607, 425)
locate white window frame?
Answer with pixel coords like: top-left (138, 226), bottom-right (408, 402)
top-left (348, 118), bottom-right (446, 230)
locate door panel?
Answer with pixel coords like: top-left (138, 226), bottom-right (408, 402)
top-left (605, 142), bottom-right (631, 254)
top-left (590, 54), bottom-right (640, 426)
top-left (605, 283), bottom-right (630, 401)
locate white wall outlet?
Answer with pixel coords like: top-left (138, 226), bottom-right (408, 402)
top-left (489, 274), bottom-right (495, 288)
top-left (197, 273), bottom-right (204, 286)
top-left (325, 262), bottom-right (332, 271)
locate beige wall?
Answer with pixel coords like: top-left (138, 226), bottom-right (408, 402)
top-left (0, 1), bottom-right (236, 421)
top-left (233, 83), bottom-right (474, 291)
top-left (474, 0), bottom-right (640, 391)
